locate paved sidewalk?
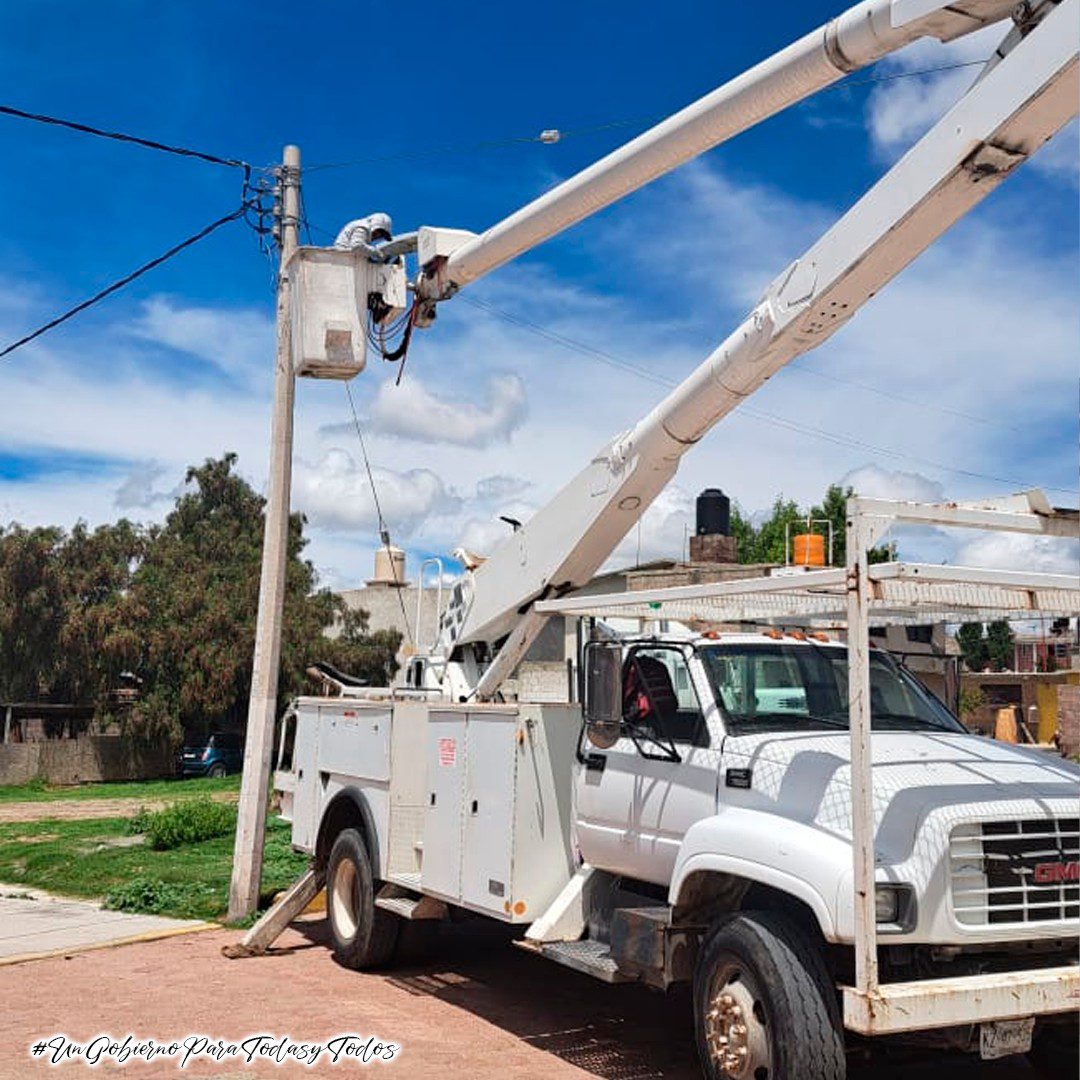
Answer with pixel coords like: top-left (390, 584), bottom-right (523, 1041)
top-left (0, 886), bottom-right (213, 965)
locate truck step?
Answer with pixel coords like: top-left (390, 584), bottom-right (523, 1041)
top-left (514, 938), bottom-right (630, 983)
top-left (375, 883), bottom-right (446, 921)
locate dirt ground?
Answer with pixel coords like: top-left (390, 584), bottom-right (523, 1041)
top-left (0, 916), bottom-right (1038, 1080)
top-left (0, 793), bottom-right (238, 825)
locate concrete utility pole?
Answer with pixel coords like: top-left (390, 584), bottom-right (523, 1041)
top-left (228, 144), bottom-right (301, 922)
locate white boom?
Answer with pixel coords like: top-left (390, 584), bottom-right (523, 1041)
top-left (419, 0), bottom-right (1016, 299)
top-left (412, 0), bottom-right (1077, 699)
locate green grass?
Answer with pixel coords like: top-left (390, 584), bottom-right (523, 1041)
top-left (0, 814), bottom-right (306, 921)
top-left (0, 774), bottom-right (240, 803)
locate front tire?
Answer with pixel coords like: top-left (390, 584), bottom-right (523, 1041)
top-left (693, 910), bottom-right (845, 1080)
top-left (1027, 1018), bottom-right (1079, 1080)
top-left (326, 828), bottom-right (399, 970)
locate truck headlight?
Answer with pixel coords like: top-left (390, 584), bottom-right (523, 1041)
top-left (875, 884), bottom-right (916, 930)
top-left (875, 886), bottom-right (900, 922)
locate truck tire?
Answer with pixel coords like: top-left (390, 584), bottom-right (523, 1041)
top-left (693, 910), bottom-right (845, 1080)
top-left (1027, 1018), bottom-right (1079, 1080)
top-left (326, 828), bottom-right (399, 970)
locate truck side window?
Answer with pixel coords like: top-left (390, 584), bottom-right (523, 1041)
top-left (624, 647), bottom-right (708, 747)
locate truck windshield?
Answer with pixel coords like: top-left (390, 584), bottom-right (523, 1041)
top-left (698, 643), bottom-right (964, 733)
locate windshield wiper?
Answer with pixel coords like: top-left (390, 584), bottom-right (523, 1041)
top-left (735, 711), bottom-right (849, 730)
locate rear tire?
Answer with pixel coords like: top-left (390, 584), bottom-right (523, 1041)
top-left (693, 910), bottom-right (845, 1080)
top-left (208, 763), bottom-right (227, 779)
top-left (326, 828), bottom-right (399, 970)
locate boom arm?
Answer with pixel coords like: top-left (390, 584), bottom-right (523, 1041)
top-left (431, 0), bottom-right (1077, 700)
top-left (419, 0), bottom-right (1016, 300)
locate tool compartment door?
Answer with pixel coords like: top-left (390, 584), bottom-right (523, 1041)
top-left (421, 710), bottom-right (467, 901)
top-left (461, 710), bottom-right (518, 914)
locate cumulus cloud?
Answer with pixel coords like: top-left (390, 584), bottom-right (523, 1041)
top-left (954, 531), bottom-right (1080, 575)
top-left (365, 373), bottom-right (526, 448)
top-left (839, 465), bottom-right (945, 503)
top-left (294, 449), bottom-right (461, 535)
top-left (130, 296), bottom-right (274, 381)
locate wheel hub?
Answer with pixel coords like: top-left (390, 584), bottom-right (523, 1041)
top-left (704, 969), bottom-right (770, 1078)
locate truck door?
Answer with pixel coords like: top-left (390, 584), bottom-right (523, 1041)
top-left (575, 643), bottom-right (718, 886)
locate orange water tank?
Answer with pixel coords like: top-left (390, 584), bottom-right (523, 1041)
top-left (792, 533), bottom-right (826, 567)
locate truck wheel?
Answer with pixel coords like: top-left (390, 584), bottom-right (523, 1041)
top-left (1027, 1019), bottom-right (1079, 1080)
top-left (693, 910), bottom-right (845, 1080)
top-left (326, 828), bottom-right (399, 970)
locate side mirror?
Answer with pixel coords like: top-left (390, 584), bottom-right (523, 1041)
top-left (584, 643), bottom-right (622, 749)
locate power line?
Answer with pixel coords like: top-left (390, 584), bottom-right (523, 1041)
top-left (458, 294), bottom-right (1074, 497)
top-left (0, 206), bottom-right (248, 361)
top-left (304, 60), bottom-right (987, 173)
top-left (0, 103), bottom-right (249, 170)
top-left (343, 381), bottom-right (414, 645)
top-left (780, 362), bottom-right (1024, 434)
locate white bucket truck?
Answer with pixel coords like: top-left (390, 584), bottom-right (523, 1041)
top-left (262, 2), bottom-right (1079, 1075)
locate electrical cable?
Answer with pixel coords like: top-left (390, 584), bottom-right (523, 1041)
top-left (304, 60), bottom-right (988, 173)
top-left (343, 380), bottom-right (414, 645)
top-left (0, 103), bottom-right (249, 170)
top-left (0, 205), bottom-right (249, 361)
top-left (458, 294), bottom-right (1075, 497)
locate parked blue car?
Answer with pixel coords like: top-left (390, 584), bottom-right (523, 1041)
top-left (179, 732), bottom-right (244, 778)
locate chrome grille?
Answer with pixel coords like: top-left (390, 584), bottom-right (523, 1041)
top-left (950, 818), bottom-right (1079, 927)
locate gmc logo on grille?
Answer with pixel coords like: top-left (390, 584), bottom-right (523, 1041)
top-left (1033, 861), bottom-right (1080, 884)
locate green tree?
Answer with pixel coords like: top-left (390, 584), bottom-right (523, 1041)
top-left (730, 483), bottom-right (892, 566)
top-left (106, 454), bottom-right (399, 743)
top-left (956, 622), bottom-right (989, 672)
top-left (985, 620), bottom-right (1015, 672)
top-left (0, 525), bottom-right (66, 701)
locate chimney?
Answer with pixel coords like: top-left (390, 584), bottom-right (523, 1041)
top-left (689, 488), bottom-right (738, 564)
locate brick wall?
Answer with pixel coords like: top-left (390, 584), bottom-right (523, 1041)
top-left (1058, 684), bottom-right (1080, 756)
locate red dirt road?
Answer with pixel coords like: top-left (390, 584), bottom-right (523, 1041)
top-left (0, 918), bottom-right (1036, 1080)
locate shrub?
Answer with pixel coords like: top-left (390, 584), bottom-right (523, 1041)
top-left (132, 798), bottom-right (237, 850)
top-left (126, 806), bottom-right (154, 835)
top-left (104, 877), bottom-right (187, 914)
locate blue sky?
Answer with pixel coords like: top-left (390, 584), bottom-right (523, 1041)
top-left (0, 1), bottom-right (1077, 589)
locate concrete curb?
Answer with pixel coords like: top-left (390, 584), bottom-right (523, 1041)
top-left (0, 919), bottom-right (219, 967)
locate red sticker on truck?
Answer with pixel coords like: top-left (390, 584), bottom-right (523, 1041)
top-left (438, 738), bottom-right (457, 767)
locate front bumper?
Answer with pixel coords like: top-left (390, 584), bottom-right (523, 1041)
top-left (843, 964), bottom-right (1080, 1034)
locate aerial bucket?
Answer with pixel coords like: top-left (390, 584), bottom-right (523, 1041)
top-left (287, 247), bottom-right (369, 380)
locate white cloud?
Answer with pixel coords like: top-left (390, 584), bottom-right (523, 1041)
top-left (130, 296), bottom-right (274, 382)
top-left (294, 449), bottom-right (461, 535)
top-left (839, 465), bottom-right (945, 503)
top-left (955, 531), bottom-right (1080, 575)
top-left (114, 462), bottom-right (172, 509)
top-left (363, 372), bottom-right (527, 448)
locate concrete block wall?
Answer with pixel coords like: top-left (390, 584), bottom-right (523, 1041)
top-left (0, 735), bottom-right (175, 786)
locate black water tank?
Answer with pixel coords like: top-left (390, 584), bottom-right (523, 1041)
top-left (696, 488), bottom-right (730, 536)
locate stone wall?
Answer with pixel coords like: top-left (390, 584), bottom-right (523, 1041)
top-left (0, 735), bottom-right (175, 786)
